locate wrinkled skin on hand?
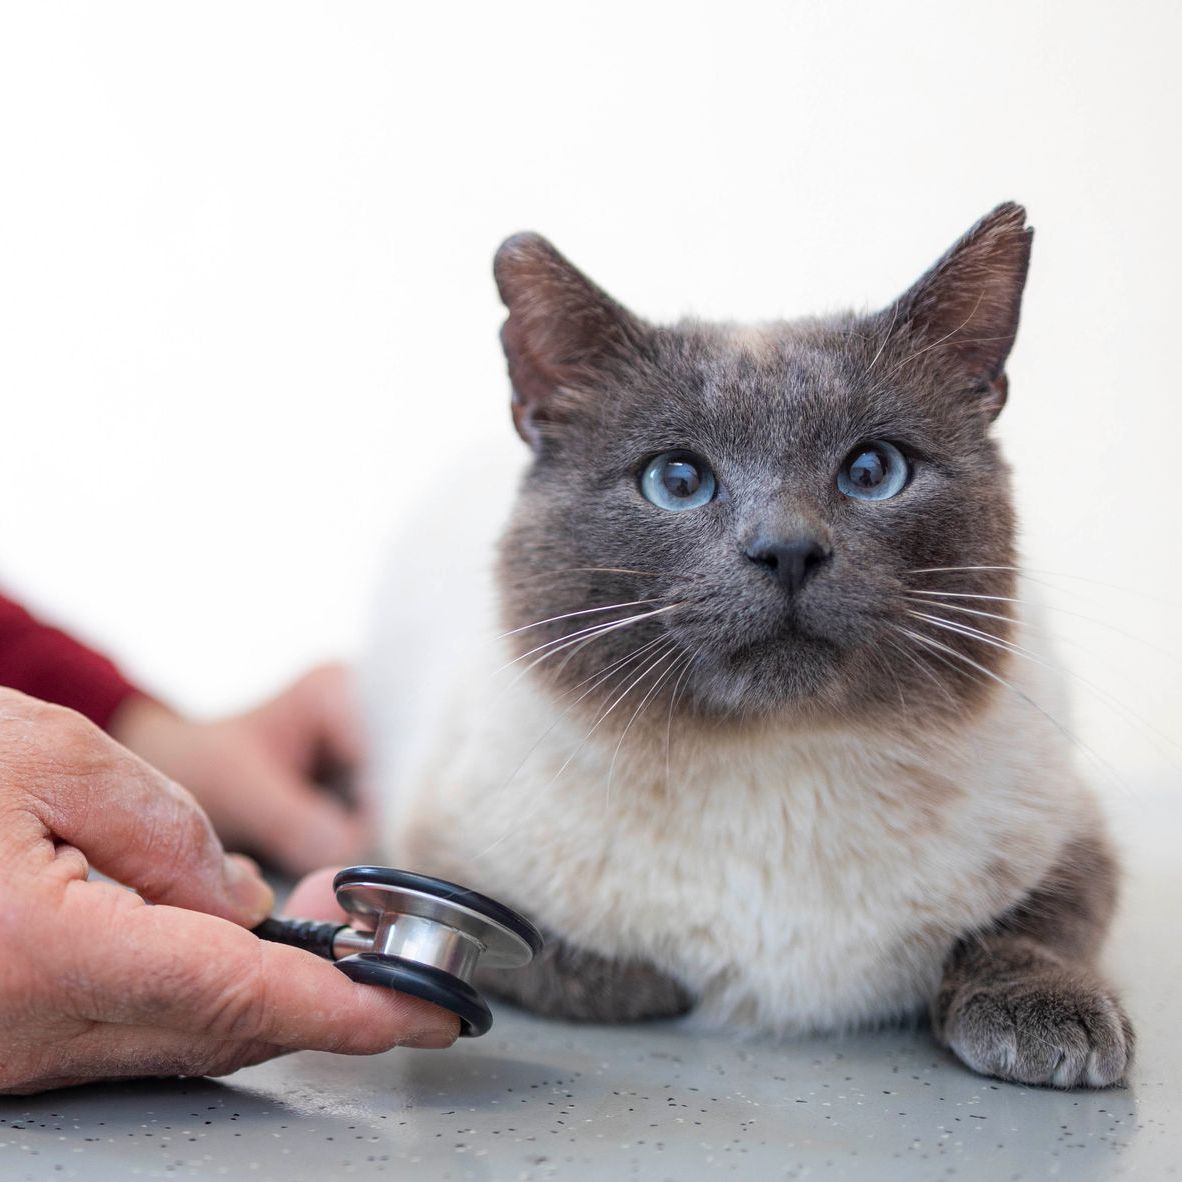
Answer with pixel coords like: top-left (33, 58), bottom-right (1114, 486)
top-left (0, 689), bottom-right (457, 1095)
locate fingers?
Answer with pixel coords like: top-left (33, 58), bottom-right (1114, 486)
top-left (66, 881), bottom-right (460, 1053)
top-left (107, 688), bottom-right (365, 877)
top-left (280, 663), bottom-right (367, 771)
top-left (238, 664), bottom-right (370, 874)
top-left (224, 745), bottom-right (366, 875)
top-left (1, 1025), bottom-right (286, 1094)
top-left (10, 696), bottom-right (274, 925)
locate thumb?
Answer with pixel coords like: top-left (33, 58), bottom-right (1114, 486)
top-left (23, 702), bottom-right (275, 925)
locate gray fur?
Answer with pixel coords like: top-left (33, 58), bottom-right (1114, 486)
top-left (933, 835), bottom-right (1133, 1087)
top-left (478, 934), bottom-right (694, 1023)
top-left (934, 939), bottom-right (1133, 1088)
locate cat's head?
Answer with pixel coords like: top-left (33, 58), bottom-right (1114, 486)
top-left (494, 205), bottom-right (1030, 725)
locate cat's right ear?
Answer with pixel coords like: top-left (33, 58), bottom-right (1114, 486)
top-left (494, 233), bottom-right (647, 448)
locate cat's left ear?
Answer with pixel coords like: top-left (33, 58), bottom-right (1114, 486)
top-left (884, 202), bottom-right (1033, 418)
top-left (494, 233), bottom-right (648, 448)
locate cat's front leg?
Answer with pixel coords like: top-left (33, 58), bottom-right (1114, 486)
top-left (478, 931), bottom-right (694, 1024)
top-left (933, 935), bottom-right (1132, 1087)
top-left (932, 834), bottom-right (1134, 1088)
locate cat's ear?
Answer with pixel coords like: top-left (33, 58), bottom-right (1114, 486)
top-left (885, 202), bottom-right (1033, 418)
top-left (494, 233), bottom-right (648, 447)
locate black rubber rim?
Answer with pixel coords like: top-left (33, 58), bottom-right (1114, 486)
top-left (333, 865), bottom-right (543, 957)
top-left (335, 953), bottom-right (493, 1037)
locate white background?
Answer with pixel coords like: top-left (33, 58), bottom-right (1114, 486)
top-left (0, 2), bottom-right (1177, 791)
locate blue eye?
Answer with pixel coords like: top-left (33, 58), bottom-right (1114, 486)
top-left (641, 450), bottom-right (717, 512)
top-left (837, 441), bottom-right (910, 501)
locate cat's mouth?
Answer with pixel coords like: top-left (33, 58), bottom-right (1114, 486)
top-left (669, 581), bottom-right (849, 654)
top-left (667, 601), bottom-right (852, 713)
top-left (684, 643), bottom-right (846, 716)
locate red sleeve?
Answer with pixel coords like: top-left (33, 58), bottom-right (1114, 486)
top-left (0, 593), bottom-right (141, 730)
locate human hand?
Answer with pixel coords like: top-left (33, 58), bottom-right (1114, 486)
top-left (110, 664), bottom-right (368, 876)
top-left (0, 689), bottom-right (458, 1095)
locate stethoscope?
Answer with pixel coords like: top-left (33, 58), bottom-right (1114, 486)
top-left (254, 866), bottom-right (542, 1037)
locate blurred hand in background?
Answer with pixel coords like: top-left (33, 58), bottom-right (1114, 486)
top-left (111, 664), bottom-right (371, 877)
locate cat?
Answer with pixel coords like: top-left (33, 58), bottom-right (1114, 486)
top-left (364, 203), bottom-right (1133, 1088)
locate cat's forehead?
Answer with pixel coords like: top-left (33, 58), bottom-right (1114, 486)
top-left (696, 322), bottom-right (855, 405)
top-left (632, 318), bottom-right (892, 455)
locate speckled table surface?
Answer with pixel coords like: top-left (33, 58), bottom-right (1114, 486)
top-left (1, 793), bottom-right (1178, 1182)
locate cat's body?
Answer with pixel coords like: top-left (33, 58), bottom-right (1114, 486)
top-left (373, 582), bottom-right (1095, 1035)
top-left (365, 205), bottom-right (1133, 1087)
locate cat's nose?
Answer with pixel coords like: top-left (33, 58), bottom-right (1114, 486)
top-left (745, 536), bottom-right (830, 596)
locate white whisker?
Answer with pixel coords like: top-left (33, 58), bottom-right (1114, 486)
top-left (550, 624), bottom-right (658, 681)
top-left (907, 565), bottom-right (1023, 574)
top-left (907, 565), bottom-right (1181, 606)
top-left (908, 589), bottom-right (1181, 664)
top-left (909, 589), bottom-right (1026, 603)
top-left (493, 598), bottom-right (664, 643)
top-left (863, 301), bottom-right (898, 377)
top-left (893, 624), bottom-right (1128, 793)
top-left (516, 565), bottom-right (702, 582)
top-left (881, 631), bottom-right (961, 714)
top-left (494, 602), bottom-right (681, 681)
top-left (604, 641), bottom-right (683, 810)
top-left (544, 643), bottom-right (685, 803)
top-left (908, 610), bottom-right (1182, 762)
top-left (470, 637), bottom-right (674, 863)
top-left (664, 651), bottom-right (697, 794)
top-left (906, 609), bottom-right (1029, 659)
top-left (901, 596), bottom-right (1014, 628)
top-left (559, 634), bottom-right (670, 700)
top-left (874, 290), bottom-right (985, 385)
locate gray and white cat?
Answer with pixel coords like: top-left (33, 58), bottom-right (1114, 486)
top-left (365, 204), bottom-right (1132, 1088)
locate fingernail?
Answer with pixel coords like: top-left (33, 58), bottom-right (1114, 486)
top-left (224, 854), bottom-right (275, 923)
top-left (398, 1028), bottom-right (458, 1050)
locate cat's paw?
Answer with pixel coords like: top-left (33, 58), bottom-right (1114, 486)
top-left (942, 970), bottom-right (1134, 1088)
top-left (478, 935), bottom-right (693, 1023)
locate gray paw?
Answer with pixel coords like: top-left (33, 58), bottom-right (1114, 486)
top-left (478, 935), bottom-right (693, 1024)
top-left (943, 971), bottom-right (1134, 1088)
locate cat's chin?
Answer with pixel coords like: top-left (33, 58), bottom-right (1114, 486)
top-left (680, 637), bottom-right (853, 721)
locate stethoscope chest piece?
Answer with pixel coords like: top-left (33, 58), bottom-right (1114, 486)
top-left (255, 865), bottom-right (542, 1038)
